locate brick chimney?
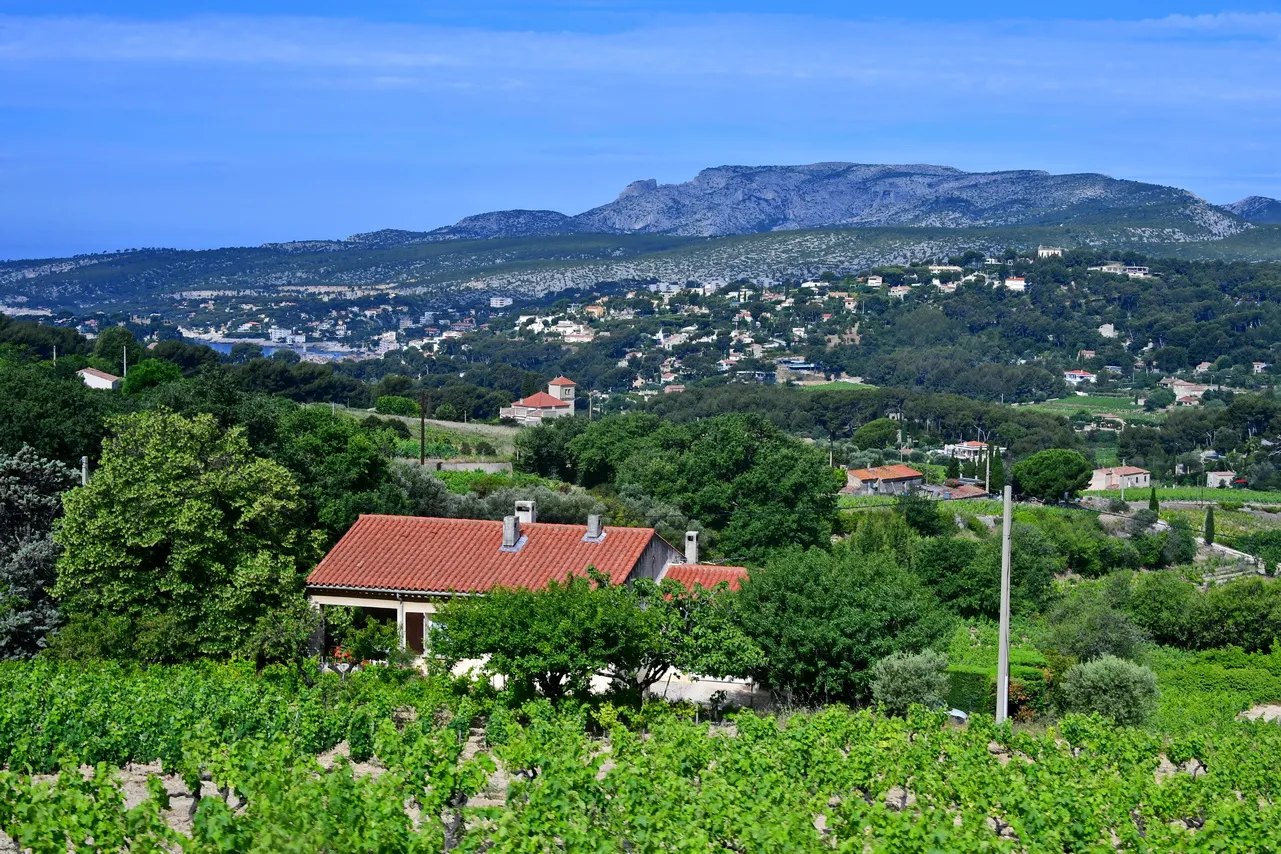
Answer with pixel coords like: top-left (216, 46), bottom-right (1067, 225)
top-left (502, 515), bottom-right (521, 549)
top-left (685, 531), bottom-right (699, 565)
top-left (515, 500), bottom-right (537, 524)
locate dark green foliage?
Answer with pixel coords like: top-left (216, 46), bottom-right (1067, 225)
top-left (734, 546), bottom-right (953, 703)
top-left (1125, 573), bottom-right (1281, 652)
top-left (1011, 449), bottom-right (1092, 502)
top-left (120, 358), bottom-right (182, 394)
top-left (93, 327), bottom-right (144, 377)
top-left (851, 418), bottom-right (898, 449)
top-left (945, 456), bottom-right (960, 479)
top-left (375, 395), bottom-right (419, 417)
top-left (0, 361), bottom-right (129, 462)
top-left (0, 446), bottom-right (77, 659)
top-left (1149, 486), bottom-right (1159, 513)
top-left (519, 413), bottom-right (841, 561)
top-left (0, 315), bottom-right (91, 361)
top-left (896, 491), bottom-right (947, 537)
top-left (1042, 587), bottom-right (1146, 662)
top-left (1204, 505), bottom-right (1215, 545)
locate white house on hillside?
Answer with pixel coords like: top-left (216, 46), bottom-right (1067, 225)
top-left (1088, 466), bottom-right (1150, 492)
top-left (77, 367), bottom-right (121, 390)
top-left (1064, 369), bottom-right (1097, 386)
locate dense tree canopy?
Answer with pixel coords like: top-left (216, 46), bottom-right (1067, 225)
top-left (53, 411), bottom-right (320, 661)
top-left (734, 546), bottom-right (953, 703)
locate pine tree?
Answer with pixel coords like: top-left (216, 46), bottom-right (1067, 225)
top-left (1149, 486), bottom-right (1159, 513)
top-left (1204, 505), bottom-right (1215, 545)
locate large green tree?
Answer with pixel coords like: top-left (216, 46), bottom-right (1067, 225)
top-left (1011, 449), bottom-right (1093, 502)
top-left (614, 414), bottom-right (845, 560)
top-left (53, 411), bottom-right (320, 661)
top-left (734, 546), bottom-right (953, 703)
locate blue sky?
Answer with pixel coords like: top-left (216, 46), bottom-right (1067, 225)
top-left (2, 1), bottom-right (1280, 259)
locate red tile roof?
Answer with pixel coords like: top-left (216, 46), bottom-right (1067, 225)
top-left (849, 464), bottom-right (923, 482)
top-left (548, 376), bottom-right (577, 386)
top-left (948, 484), bottom-right (988, 500)
top-left (664, 564), bottom-right (748, 592)
top-left (306, 515), bottom-right (664, 594)
top-left (1097, 466), bottom-right (1149, 476)
top-left (513, 391), bottom-right (572, 408)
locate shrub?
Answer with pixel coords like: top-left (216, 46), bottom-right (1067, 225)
top-left (1059, 655), bottom-right (1158, 725)
top-left (376, 395), bottom-right (420, 417)
top-left (871, 650), bottom-right (949, 716)
top-left (1042, 588), bottom-right (1146, 662)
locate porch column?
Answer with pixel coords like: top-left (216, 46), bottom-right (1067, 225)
top-left (396, 596), bottom-right (406, 651)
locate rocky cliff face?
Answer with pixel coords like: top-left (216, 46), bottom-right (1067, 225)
top-left (1223, 196), bottom-right (1281, 225)
top-left (425, 163), bottom-right (1249, 242)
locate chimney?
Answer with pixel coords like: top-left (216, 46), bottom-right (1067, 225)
top-left (586, 514), bottom-right (603, 540)
top-left (685, 531), bottom-right (699, 565)
top-left (502, 515), bottom-right (521, 548)
top-left (515, 500), bottom-right (537, 524)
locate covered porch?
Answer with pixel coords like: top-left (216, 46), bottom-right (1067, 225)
top-left (307, 590), bottom-right (448, 656)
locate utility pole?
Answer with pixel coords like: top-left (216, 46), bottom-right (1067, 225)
top-left (418, 389), bottom-right (427, 466)
top-left (80, 456), bottom-right (89, 487)
top-left (996, 484), bottom-right (1014, 724)
top-left (122, 345), bottom-right (128, 377)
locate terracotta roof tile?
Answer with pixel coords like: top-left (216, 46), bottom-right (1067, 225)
top-left (306, 515), bottom-right (665, 594)
top-left (1097, 466), bottom-right (1149, 476)
top-left (513, 391), bottom-right (572, 408)
top-left (548, 376), bottom-right (577, 386)
top-left (664, 564), bottom-right (748, 592)
top-left (848, 464), bottom-right (923, 482)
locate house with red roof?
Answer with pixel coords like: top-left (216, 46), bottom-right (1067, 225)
top-left (842, 464), bottom-right (925, 496)
top-left (499, 377), bottom-right (577, 426)
top-left (306, 502), bottom-right (745, 654)
top-left (1088, 465), bottom-right (1150, 492)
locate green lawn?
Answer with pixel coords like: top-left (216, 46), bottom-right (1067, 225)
top-left (1017, 395), bottom-right (1163, 425)
top-left (799, 380), bottom-right (877, 391)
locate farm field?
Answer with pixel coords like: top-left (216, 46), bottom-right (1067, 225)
top-left (1087, 487), bottom-right (1281, 504)
top-left (1017, 395), bottom-right (1163, 426)
top-left (5, 660), bottom-right (1281, 851)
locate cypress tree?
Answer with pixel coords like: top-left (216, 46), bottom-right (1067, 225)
top-left (945, 456), bottom-right (960, 480)
top-left (1204, 505), bottom-right (1215, 545)
top-left (1149, 486), bottom-right (1159, 513)
top-left (989, 448), bottom-right (1007, 493)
